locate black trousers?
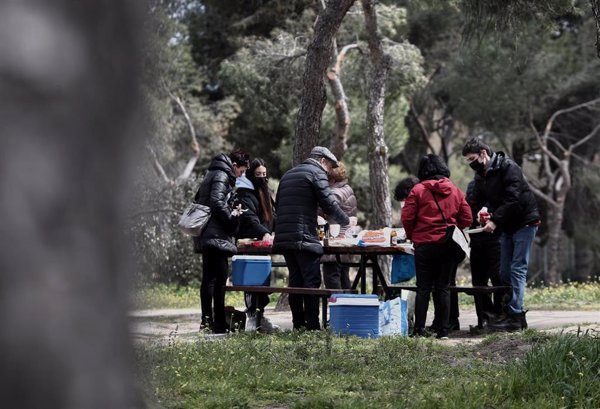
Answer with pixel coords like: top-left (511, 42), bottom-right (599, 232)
top-left (244, 292), bottom-right (270, 315)
top-left (470, 238), bottom-right (504, 325)
top-left (201, 250), bottom-right (229, 332)
top-left (282, 250), bottom-right (322, 330)
top-left (322, 262), bottom-right (351, 289)
top-left (414, 242), bottom-right (456, 332)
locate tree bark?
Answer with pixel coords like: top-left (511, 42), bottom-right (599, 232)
top-left (293, 0), bottom-right (356, 166)
top-left (0, 2), bottom-right (143, 408)
top-left (362, 0), bottom-right (392, 230)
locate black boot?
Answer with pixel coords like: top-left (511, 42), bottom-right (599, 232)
top-left (488, 313), bottom-right (522, 332)
top-left (520, 310), bottom-right (528, 330)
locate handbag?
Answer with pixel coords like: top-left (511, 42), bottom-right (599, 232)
top-left (431, 191), bottom-right (468, 259)
top-left (178, 202), bottom-right (211, 236)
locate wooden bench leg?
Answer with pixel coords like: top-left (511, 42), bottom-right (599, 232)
top-left (321, 296), bottom-right (328, 329)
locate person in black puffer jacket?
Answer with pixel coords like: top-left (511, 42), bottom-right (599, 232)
top-left (466, 175), bottom-right (504, 330)
top-left (193, 148), bottom-right (249, 333)
top-left (273, 146), bottom-right (350, 330)
top-left (462, 138), bottom-right (540, 332)
top-left (234, 158), bottom-right (278, 332)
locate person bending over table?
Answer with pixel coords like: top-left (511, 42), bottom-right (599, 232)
top-left (235, 158), bottom-right (279, 333)
top-left (273, 147), bottom-right (350, 330)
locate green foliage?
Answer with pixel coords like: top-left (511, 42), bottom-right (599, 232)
top-left (136, 331), bottom-right (600, 408)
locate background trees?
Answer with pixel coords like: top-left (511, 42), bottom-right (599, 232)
top-left (140, 0), bottom-right (600, 285)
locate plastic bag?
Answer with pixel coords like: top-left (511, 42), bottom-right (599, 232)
top-left (391, 254), bottom-right (416, 283)
top-left (379, 297), bottom-right (408, 336)
top-left (178, 203), bottom-right (211, 236)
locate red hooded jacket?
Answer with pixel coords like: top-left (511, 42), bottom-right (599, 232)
top-left (401, 178), bottom-right (472, 246)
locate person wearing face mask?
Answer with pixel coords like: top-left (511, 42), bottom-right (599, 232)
top-left (234, 158), bottom-right (279, 332)
top-left (273, 146), bottom-right (351, 330)
top-left (462, 138), bottom-right (540, 331)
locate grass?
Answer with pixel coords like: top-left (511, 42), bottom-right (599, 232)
top-left (133, 279), bottom-right (600, 311)
top-left (136, 330), bottom-right (600, 408)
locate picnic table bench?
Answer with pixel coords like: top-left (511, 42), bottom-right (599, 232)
top-left (380, 285), bottom-right (512, 297)
top-left (224, 285), bottom-right (356, 328)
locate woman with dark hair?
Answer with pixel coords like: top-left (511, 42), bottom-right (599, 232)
top-left (194, 148), bottom-right (249, 333)
top-left (401, 154), bottom-right (472, 339)
top-left (235, 158), bottom-right (278, 332)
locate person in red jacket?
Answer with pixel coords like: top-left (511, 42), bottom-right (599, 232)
top-left (401, 154), bottom-right (472, 339)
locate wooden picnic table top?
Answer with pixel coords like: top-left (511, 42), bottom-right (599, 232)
top-left (236, 244), bottom-right (412, 255)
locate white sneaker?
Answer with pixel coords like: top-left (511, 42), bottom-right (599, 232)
top-left (258, 316), bottom-right (280, 333)
top-left (245, 313), bottom-right (257, 332)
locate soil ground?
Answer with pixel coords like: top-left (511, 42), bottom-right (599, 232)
top-left (130, 308), bottom-right (600, 348)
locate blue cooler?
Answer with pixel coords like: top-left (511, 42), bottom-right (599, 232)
top-left (329, 294), bottom-right (380, 338)
top-left (231, 255), bottom-right (272, 286)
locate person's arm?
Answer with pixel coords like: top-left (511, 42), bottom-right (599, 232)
top-left (237, 194), bottom-right (269, 239)
top-left (400, 188), bottom-right (418, 240)
top-left (209, 172), bottom-right (237, 229)
top-left (490, 162), bottom-right (522, 227)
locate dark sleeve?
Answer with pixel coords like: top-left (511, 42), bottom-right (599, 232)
top-left (313, 172), bottom-right (350, 226)
top-left (209, 172), bottom-right (237, 229)
top-left (237, 193), bottom-right (269, 239)
top-left (490, 161), bottom-right (522, 226)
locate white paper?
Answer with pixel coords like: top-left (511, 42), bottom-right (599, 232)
top-left (452, 227), bottom-right (470, 258)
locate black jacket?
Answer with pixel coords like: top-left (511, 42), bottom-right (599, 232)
top-left (466, 176), bottom-right (500, 243)
top-left (192, 154), bottom-right (239, 255)
top-left (235, 183), bottom-right (275, 239)
top-left (273, 159), bottom-right (350, 254)
top-left (477, 152), bottom-right (540, 234)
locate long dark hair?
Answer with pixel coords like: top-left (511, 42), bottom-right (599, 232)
top-left (246, 158), bottom-right (274, 227)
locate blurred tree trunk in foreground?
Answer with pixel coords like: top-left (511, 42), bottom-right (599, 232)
top-left (0, 1), bottom-right (143, 408)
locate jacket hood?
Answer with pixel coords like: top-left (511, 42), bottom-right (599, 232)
top-left (421, 177), bottom-right (453, 196)
top-left (236, 174), bottom-right (254, 190)
top-left (209, 153), bottom-right (236, 183)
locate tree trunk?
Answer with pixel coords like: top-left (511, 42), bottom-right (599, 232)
top-left (362, 0), bottom-right (392, 229)
top-left (293, 0), bottom-right (356, 166)
top-left (0, 2), bottom-right (143, 408)
top-left (573, 241), bottom-right (595, 281)
top-left (545, 203), bottom-right (563, 284)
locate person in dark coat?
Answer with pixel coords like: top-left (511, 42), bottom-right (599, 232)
top-left (273, 146), bottom-right (350, 330)
top-left (401, 155), bottom-right (472, 339)
top-left (462, 137), bottom-right (540, 331)
top-left (320, 161), bottom-right (358, 289)
top-left (235, 158), bottom-right (278, 332)
top-left (466, 176), bottom-right (504, 329)
top-left (193, 148), bottom-right (249, 333)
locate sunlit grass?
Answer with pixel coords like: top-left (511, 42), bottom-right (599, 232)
top-left (136, 330), bottom-right (600, 408)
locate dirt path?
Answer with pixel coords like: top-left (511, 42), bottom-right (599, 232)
top-left (129, 308), bottom-right (600, 345)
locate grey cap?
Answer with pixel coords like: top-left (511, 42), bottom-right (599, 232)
top-left (310, 146), bottom-right (339, 168)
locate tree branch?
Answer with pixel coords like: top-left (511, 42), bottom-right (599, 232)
top-left (570, 122), bottom-right (600, 151)
top-left (147, 145), bottom-right (173, 184)
top-left (527, 181), bottom-right (558, 208)
top-left (411, 101), bottom-right (436, 154)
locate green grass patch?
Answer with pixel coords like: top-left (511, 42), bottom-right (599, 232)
top-left (135, 280), bottom-right (600, 311)
top-left (136, 330), bottom-right (599, 408)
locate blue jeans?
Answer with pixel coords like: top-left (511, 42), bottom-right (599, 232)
top-left (500, 225), bottom-right (537, 315)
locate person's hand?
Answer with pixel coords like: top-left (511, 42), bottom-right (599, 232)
top-left (483, 220), bottom-right (496, 233)
top-left (231, 204), bottom-right (248, 217)
top-left (477, 207), bottom-right (490, 225)
top-left (262, 233), bottom-right (273, 242)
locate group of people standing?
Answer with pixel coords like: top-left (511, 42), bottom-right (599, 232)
top-left (192, 146), bottom-right (352, 334)
top-left (398, 137), bottom-right (540, 339)
top-left (191, 137), bottom-right (539, 337)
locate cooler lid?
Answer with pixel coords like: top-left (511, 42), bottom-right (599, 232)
top-left (232, 255), bottom-right (272, 261)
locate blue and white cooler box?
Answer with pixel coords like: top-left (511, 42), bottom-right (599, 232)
top-left (329, 294), bottom-right (380, 338)
top-left (231, 255), bottom-right (272, 286)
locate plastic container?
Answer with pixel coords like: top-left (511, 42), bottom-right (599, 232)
top-left (231, 255), bottom-right (272, 286)
top-left (329, 294), bottom-right (380, 338)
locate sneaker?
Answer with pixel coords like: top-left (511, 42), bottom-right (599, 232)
top-left (245, 313), bottom-right (257, 332)
top-left (258, 316), bottom-right (280, 333)
top-left (436, 331), bottom-right (449, 340)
